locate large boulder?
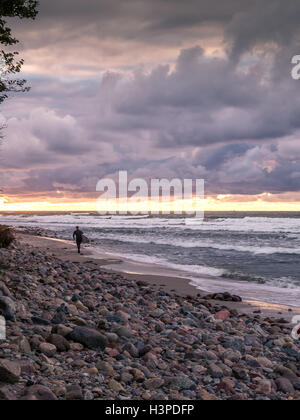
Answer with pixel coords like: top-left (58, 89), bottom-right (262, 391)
top-left (0, 297), bottom-right (15, 321)
top-left (51, 305), bottom-right (68, 325)
top-left (276, 377), bottom-right (295, 394)
top-left (0, 281), bottom-right (11, 297)
top-left (0, 360), bottom-right (20, 384)
top-left (66, 384), bottom-right (83, 400)
top-left (47, 334), bottom-right (70, 352)
top-left (0, 386), bottom-right (16, 400)
top-left (20, 385), bottom-right (57, 401)
top-left (39, 342), bottom-right (57, 357)
top-left (68, 327), bottom-right (107, 350)
top-left (51, 324), bottom-right (72, 337)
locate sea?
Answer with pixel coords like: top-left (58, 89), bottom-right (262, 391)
top-left (1, 211), bottom-right (300, 307)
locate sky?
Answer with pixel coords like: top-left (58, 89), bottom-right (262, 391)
top-left (1, 0), bottom-right (300, 211)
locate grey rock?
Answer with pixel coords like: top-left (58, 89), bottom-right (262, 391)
top-left (20, 385), bottom-right (57, 401)
top-left (69, 327), bottom-right (107, 350)
top-left (276, 377), bottom-right (295, 394)
top-left (164, 375), bottom-right (195, 390)
top-left (208, 364), bottom-right (224, 379)
top-left (0, 297), bottom-right (15, 321)
top-left (66, 384), bottom-right (83, 400)
top-left (47, 334), bottom-right (70, 352)
top-left (0, 360), bottom-right (20, 384)
top-left (116, 326), bottom-right (132, 338)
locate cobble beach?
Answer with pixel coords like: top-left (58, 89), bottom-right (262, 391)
top-left (0, 233), bottom-right (300, 400)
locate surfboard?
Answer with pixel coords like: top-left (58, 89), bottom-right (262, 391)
top-left (82, 235), bottom-right (90, 244)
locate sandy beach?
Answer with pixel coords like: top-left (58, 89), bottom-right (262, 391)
top-left (17, 233), bottom-right (300, 320)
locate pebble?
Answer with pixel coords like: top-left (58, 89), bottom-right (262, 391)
top-left (108, 379), bottom-right (124, 392)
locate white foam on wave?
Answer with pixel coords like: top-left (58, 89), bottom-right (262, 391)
top-left (91, 231), bottom-right (300, 256)
top-left (96, 247), bottom-right (300, 307)
top-left (190, 276), bottom-right (300, 307)
top-left (2, 213), bottom-right (300, 235)
top-left (0, 214), bottom-right (169, 229)
top-left (184, 216), bottom-right (300, 234)
top-left (266, 277), bottom-right (300, 290)
top-left (110, 250), bottom-right (225, 278)
top-left (2, 212), bottom-right (300, 306)
top-left (3, 213), bottom-right (300, 256)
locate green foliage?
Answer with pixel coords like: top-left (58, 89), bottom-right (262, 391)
top-left (0, 225), bottom-right (14, 248)
top-left (0, 0), bottom-right (39, 103)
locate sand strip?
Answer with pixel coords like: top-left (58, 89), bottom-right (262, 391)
top-left (17, 233), bottom-right (300, 320)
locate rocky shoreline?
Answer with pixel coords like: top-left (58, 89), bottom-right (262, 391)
top-left (0, 238), bottom-right (300, 400)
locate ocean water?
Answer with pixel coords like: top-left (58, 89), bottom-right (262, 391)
top-left (1, 211), bottom-right (300, 306)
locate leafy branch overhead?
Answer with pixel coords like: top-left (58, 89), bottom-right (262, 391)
top-left (0, 0), bottom-right (39, 104)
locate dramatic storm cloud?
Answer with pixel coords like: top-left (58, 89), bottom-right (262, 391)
top-left (1, 0), bottom-right (300, 202)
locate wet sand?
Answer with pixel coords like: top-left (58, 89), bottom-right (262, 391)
top-left (17, 233), bottom-right (300, 320)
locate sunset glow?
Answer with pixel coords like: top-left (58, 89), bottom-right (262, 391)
top-left (1, 195), bottom-right (300, 213)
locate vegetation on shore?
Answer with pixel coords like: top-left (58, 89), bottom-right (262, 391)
top-left (0, 225), bottom-right (14, 248)
top-left (0, 0), bottom-right (39, 104)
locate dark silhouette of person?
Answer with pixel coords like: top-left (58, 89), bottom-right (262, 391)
top-left (73, 226), bottom-right (83, 254)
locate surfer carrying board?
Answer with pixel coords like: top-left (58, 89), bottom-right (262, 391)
top-left (73, 226), bottom-right (84, 254)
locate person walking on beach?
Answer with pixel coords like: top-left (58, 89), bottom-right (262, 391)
top-left (73, 226), bottom-right (83, 254)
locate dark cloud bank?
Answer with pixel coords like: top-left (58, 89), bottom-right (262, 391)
top-left (1, 0), bottom-right (300, 199)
